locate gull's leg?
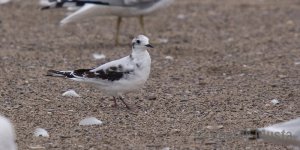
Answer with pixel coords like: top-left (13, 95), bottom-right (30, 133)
top-left (112, 96), bottom-right (118, 107)
top-left (115, 16), bottom-right (122, 46)
top-left (119, 96), bottom-right (130, 110)
top-left (139, 15), bottom-right (145, 34)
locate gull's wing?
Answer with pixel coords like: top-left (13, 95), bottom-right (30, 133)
top-left (94, 0), bottom-right (159, 6)
top-left (40, 0), bottom-right (109, 10)
top-left (41, 0), bottom-right (157, 9)
top-left (89, 56), bottom-right (135, 80)
top-left (60, 3), bottom-right (108, 25)
top-left (263, 118), bottom-right (300, 134)
top-left (71, 56), bottom-right (135, 82)
top-left (243, 118), bottom-right (300, 147)
top-left (47, 55), bottom-right (135, 82)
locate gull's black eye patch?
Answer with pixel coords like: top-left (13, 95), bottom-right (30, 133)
top-left (136, 40), bottom-right (141, 44)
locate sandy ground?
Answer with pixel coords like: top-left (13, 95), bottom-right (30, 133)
top-left (0, 0), bottom-right (300, 149)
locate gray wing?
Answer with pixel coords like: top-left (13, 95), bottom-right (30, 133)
top-left (88, 0), bottom-right (160, 7)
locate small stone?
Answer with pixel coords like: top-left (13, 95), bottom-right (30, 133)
top-left (205, 140), bottom-right (216, 145)
top-left (206, 125), bottom-right (224, 130)
top-left (170, 129), bottom-right (180, 134)
top-left (148, 95), bottom-right (157, 100)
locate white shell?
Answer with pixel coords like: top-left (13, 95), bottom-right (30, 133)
top-left (92, 53), bottom-right (106, 60)
top-left (177, 14), bottom-right (186, 20)
top-left (162, 147), bottom-right (170, 150)
top-left (294, 62), bottom-right (300, 65)
top-left (33, 128), bottom-right (49, 137)
top-left (271, 99), bottom-right (280, 105)
top-left (79, 117), bottom-right (103, 126)
top-left (62, 90), bottom-right (80, 97)
top-left (165, 56), bottom-right (174, 60)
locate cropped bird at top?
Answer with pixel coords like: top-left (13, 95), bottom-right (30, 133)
top-left (40, 0), bottom-right (174, 45)
top-left (46, 35), bottom-right (153, 109)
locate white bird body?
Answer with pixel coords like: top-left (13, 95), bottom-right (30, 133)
top-left (72, 49), bottom-right (151, 95)
top-left (47, 35), bottom-right (153, 108)
top-left (0, 116), bottom-right (17, 150)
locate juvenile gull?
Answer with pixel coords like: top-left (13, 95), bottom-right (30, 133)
top-left (46, 35), bottom-right (153, 109)
top-left (40, 0), bottom-right (174, 45)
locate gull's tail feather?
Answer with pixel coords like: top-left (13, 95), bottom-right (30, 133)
top-left (47, 69), bottom-right (94, 79)
top-left (46, 70), bottom-right (75, 78)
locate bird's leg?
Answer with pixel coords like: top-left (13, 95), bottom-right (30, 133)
top-left (139, 15), bottom-right (145, 34)
top-left (119, 96), bottom-right (130, 110)
top-left (115, 16), bottom-right (122, 46)
top-left (112, 96), bottom-right (118, 107)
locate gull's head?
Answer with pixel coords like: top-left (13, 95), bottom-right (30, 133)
top-left (132, 35), bottom-right (153, 50)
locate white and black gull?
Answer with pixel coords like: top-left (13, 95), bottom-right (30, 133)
top-left (40, 0), bottom-right (174, 45)
top-left (46, 35), bottom-right (153, 109)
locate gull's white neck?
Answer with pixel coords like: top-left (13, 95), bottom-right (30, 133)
top-left (130, 47), bottom-right (151, 69)
top-left (131, 48), bottom-right (149, 59)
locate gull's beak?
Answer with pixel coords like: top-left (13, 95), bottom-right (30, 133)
top-left (145, 44), bottom-right (154, 48)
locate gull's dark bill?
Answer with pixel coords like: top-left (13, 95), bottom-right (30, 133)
top-left (145, 44), bottom-right (154, 48)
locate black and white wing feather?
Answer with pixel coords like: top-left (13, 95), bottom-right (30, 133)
top-left (47, 56), bottom-right (135, 82)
